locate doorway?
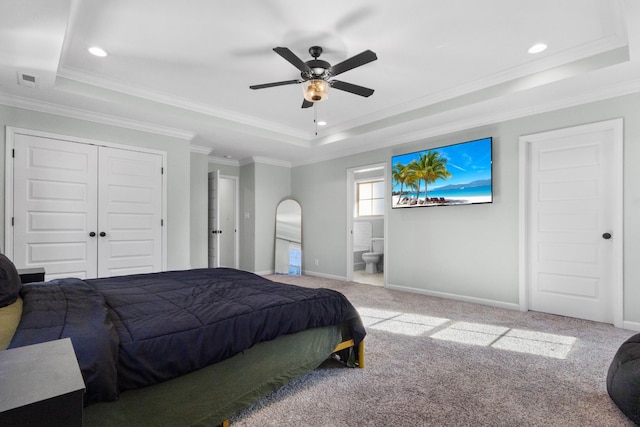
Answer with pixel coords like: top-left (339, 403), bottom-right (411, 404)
top-left (208, 171), bottom-right (239, 268)
top-left (519, 119), bottom-right (623, 326)
top-left (347, 163), bottom-right (387, 286)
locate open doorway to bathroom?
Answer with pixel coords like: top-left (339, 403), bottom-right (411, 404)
top-left (346, 163), bottom-right (387, 286)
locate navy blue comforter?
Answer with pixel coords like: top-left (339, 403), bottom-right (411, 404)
top-left (10, 268), bottom-right (365, 405)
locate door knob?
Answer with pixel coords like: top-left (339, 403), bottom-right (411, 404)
top-left (99, 232), bottom-right (107, 237)
top-left (602, 232), bottom-right (612, 240)
top-left (89, 232), bottom-right (96, 237)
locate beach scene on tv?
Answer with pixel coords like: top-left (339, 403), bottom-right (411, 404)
top-left (392, 137), bottom-right (492, 208)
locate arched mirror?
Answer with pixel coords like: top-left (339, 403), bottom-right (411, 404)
top-left (275, 199), bottom-right (302, 275)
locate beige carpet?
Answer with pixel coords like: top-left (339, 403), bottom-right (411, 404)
top-left (230, 275), bottom-right (637, 426)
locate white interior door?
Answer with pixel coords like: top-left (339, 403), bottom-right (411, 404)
top-left (208, 171), bottom-right (220, 267)
top-left (98, 147), bottom-right (163, 277)
top-left (12, 134), bottom-right (98, 279)
top-left (218, 176), bottom-right (237, 268)
top-left (10, 131), bottom-right (164, 280)
top-left (208, 172), bottom-right (237, 268)
top-left (521, 119), bottom-right (623, 324)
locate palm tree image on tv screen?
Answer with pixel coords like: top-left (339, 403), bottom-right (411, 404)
top-left (392, 137), bottom-right (492, 208)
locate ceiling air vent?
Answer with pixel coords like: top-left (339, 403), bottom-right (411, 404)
top-left (17, 72), bottom-right (38, 88)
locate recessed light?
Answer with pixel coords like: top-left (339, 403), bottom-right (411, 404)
top-left (88, 46), bottom-right (108, 57)
top-left (317, 121), bottom-right (327, 126)
top-left (528, 43), bottom-right (547, 54)
top-left (224, 155), bottom-right (233, 159)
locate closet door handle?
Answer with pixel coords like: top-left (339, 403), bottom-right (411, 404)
top-left (99, 232), bottom-right (107, 237)
top-left (89, 232), bottom-right (96, 237)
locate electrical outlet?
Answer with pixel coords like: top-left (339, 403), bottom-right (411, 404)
top-left (314, 259), bottom-right (319, 266)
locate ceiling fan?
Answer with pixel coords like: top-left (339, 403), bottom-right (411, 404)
top-left (249, 46), bottom-right (377, 108)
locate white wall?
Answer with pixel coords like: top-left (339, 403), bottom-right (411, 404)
top-left (292, 92), bottom-right (640, 326)
top-left (0, 105), bottom-right (192, 270)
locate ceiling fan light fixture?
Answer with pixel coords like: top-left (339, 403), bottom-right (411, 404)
top-left (303, 79), bottom-right (330, 102)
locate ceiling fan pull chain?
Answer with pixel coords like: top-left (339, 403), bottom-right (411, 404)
top-left (314, 103), bottom-right (318, 136)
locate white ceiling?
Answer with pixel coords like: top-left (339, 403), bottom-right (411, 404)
top-left (1, 0), bottom-right (639, 166)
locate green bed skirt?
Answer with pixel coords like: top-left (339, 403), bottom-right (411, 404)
top-left (84, 325), bottom-right (342, 426)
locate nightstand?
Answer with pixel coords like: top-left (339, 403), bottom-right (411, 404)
top-left (17, 267), bottom-right (46, 284)
top-left (0, 338), bottom-right (85, 426)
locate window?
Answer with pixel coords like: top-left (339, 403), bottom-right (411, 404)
top-left (357, 180), bottom-right (384, 217)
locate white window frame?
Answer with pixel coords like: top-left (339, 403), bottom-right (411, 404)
top-left (355, 178), bottom-right (385, 218)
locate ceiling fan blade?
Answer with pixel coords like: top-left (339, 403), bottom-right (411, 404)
top-left (301, 99), bottom-right (313, 108)
top-left (250, 79), bottom-right (302, 90)
top-left (273, 47), bottom-right (312, 74)
top-left (329, 50), bottom-right (377, 76)
top-left (330, 80), bottom-right (375, 97)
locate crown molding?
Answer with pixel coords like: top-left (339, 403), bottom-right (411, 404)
top-left (388, 77), bottom-right (640, 148)
top-left (190, 144), bottom-right (213, 155)
top-left (238, 156), bottom-right (291, 168)
top-left (0, 92), bottom-right (196, 141)
top-left (293, 77), bottom-right (640, 167)
top-left (57, 66), bottom-right (309, 140)
top-left (314, 36), bottom-right (630, 144)
top-left (209, 156), bottom-right (240, 167)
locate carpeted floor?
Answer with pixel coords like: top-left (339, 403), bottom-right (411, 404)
top-left (229, 275), bottom-right (637, 426)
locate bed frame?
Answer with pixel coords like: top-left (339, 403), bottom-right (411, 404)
top-left (84, 326), bottom-right (364, 426)
top-left (9, 267), bottom-right (365, 426)
top-left (221, 339), bottom-right (363, 427)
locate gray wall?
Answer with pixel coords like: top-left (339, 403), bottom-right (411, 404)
top-left (190, 152), bottom-right (209, 268)
top-left (254, 163), bottom-right (291, 274)
top-left (6, 93), bottom-right (639, 327)
top-left (292, 92), bottom-right (640, 327)
top-left (239, 163), bottom-right (256, 271)
top-left (204, 160), bottom-right (290, 274)
top-left (235, 161), bottom-right (291, 273)
top-left (208, 161), bottom-right (240, 177)
top-left (0, 105), bottom-right (192, 270)
top-left (292, 151), bottom-right (386, 276)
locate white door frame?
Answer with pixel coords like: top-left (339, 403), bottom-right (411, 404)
top-left (220, 174), bottom-right (239, 269)
top-left (518, 118), bottom-right (624, 327)
top-left (346, 162), bottom-right (388, 283)
top-left (208, 171), bottom-right (239, 269)
top-left (4, 126), bottom-right (168, 271)
top-left (208, 170), bottom-right (221, 268)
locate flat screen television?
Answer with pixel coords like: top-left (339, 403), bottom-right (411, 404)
top-left (391, 137), bottom-right (492, 208)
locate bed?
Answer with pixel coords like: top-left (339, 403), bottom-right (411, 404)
top-left (0, 255), bottom-right (365, 426)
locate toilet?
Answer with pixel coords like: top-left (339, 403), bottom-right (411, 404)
top-left (362, 238), bottom-right (384, 274)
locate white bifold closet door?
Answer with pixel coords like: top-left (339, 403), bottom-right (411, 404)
top-left (12, 133), bottom-right (163, 280)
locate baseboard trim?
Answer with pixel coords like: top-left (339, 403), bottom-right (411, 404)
top-left (385, 283), bottom-right (520, 311)
top-left (255, 270), bottom-right (274, 276)
top-left (622, 320), bottom-right (640, 332)
top-left (303, 270), bottom-right (347, 281)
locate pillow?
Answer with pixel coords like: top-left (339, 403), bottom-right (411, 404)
top-left (0, 297), bottom-right (22, 350)
top-left (0, 253), bottom-right (21, 308)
